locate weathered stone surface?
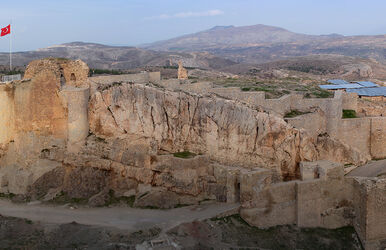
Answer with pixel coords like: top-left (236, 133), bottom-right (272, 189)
top-left (177, 61), bottom-right (188, 80)
top-left (89, 83), bottom-right (321, 179)
top-left (24, 58), bottom-right (89, 88)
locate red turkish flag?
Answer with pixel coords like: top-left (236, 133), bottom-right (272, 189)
top-left (1, 25), bottom-right (11, 37)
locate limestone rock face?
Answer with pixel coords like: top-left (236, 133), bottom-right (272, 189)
top-left (177, 61), bottom-right (188, 80)
top-left (89, 82), bottom-right (323, 179)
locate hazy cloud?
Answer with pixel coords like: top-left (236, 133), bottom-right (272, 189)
top-left (146, 9), bottom-right (224, 20)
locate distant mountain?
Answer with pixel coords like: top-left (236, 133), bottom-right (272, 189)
top-left (144, 24), bottom-right (319, 51)
top-left (0, 42), bottom-right (236, 70)
top-left (144, 24), bottom-right (386, 64)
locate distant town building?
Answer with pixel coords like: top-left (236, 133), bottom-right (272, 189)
top-left (320, 79), bottom-right (385, 100)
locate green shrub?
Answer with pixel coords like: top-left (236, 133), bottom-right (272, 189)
top-left (284, 110), bottom-right (310, 118)
top-left (312, 90), bottom-right (333, 98)
top-left (89, 68), bottom-right (125, 76)
top-left (173, 151), bottom-right (196, 158)
top-left (241, 87), bottom-right (251, 91)
top-left (342, 110), bottom-right (357, 119)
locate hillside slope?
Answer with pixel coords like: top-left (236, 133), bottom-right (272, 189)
top-left (144, 24), bottom-right (386, 64)
top-left (0, 42), bottom-right (236, 70)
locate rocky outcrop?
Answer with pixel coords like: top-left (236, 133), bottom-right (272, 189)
top-left (88, 82), bottom-right (366, 180)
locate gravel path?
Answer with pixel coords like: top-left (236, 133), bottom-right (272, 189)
top-left (0, 200), bottom-right (239, 231)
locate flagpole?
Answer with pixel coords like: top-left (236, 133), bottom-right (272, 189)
top-left (9, 20), bottom-right (12, 72)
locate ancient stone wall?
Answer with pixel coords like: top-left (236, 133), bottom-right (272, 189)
top-left (286, 111), bottom-right (327, 138)
top-left (158, 80), bottom-right (213, 94)
top-left (0, 84), bottom-right (15, 146)
top-left (342, 92), bottom-right (358, 111)
top-left (337, 118), bottom-right (371, 156)
top-left (336, 117), bottom-right (386, 159)
top-left (61, 87), bottom-right (90, 152)
top-left (15, 71), bottom-right (68, 139)
top-left (240, 160), bottom-right (386, 248)
top-left (241, 161), bottom-right (354, 230)
top-left (353, 178), bottom-right (386, 250)
top-left (90, 71), bottom-right (161, 86)
top-left (370, 117), bottom-right (386, 159)
top-left (148, 72), bottom-right (161, 84)
top-left (209, 88), bottom-right (266, 107)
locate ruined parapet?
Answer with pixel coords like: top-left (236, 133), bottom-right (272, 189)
top-left (177, 61), bottom-right (188, 80)
top-left (3, 58), bottom-right (91, 151)
top-left (24, 58), bottom-right (90, 88)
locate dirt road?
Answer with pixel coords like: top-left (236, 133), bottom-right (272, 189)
top-left (0, 199), bottom-right (239, 231)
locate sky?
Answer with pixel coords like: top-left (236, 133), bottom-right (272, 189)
top-left (0, 0), bottom-right (385, 52)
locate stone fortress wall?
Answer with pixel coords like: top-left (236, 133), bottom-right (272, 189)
top-left (0, 63), bottom-right (385, 249)
top-left (0, 58), bottom-right (90, 153)
top-left (89, 71), bottom-right (161, 85)
top-left (237, 161), bottom-right (386, 250)
top-left (157, 80), bottom-right (386, 160)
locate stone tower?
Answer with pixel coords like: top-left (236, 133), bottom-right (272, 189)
top-left (177, 61), bottom-right (188, 80)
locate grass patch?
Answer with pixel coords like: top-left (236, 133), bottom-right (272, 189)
top-left (105, 190), bottom-right (136, 207)
top-left (173, 151), bottom-right (196, 159)
top-left (342, 109), bottom-right (357, 119)
top-left (50, 191), bottom-right (88, 205)
top-left (284, 110), bottom-right (310, 118)
top-left (0, 192), bottom-right (15, 199)
top-left (311, 89), bottom-right (334, 98)
top-left (174, 204), bottom-right (190, 208)
top-left (24, 219), bottom-right (33, 224)
top-left (89, 68), bottom-right (126, 76)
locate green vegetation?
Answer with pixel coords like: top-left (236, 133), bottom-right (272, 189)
top-left (50, 191), bottom-right (88, 205)
top-left (214, 76), bottom-right (335, 99)
top-left (173, 203), bottom-right (190, 208)
top-left (310, 89), bottom-right (334, 98)
top-left (342, 109), bottom-right (357, 119)
top-left (0, 69), bottom-right (24, 75)
top-left (173, 151), bottom-right (197, 159)
top-left (104, 189), bottom-right (136, 207)
top-left (24, 219), bottom-right (33, 224)
top-left (89, 68), bottom-right (126, 76)
top-left (0, 192), bottom-right (15, 199)
top-left (284, 110), bottom-right (310, 118)
top-left (287, 65), bottom-right (335, 75)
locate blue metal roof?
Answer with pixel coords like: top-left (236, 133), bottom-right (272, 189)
top-left (319, 84), bottom-right (364, 90)
top-left (346, 87), bottom-right (386, 97)
top-left (327, 79), bottom-right (350, 85)
top-left (354, 81), bottom-right (379, 87)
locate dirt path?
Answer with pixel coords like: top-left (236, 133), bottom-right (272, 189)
top-left (347, 159), bottom-right (386, 177)
top-left (0, 200), bottom-right (239, 232)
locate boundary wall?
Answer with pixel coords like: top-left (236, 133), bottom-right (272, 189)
top-left (238, 161), bottom-right (386, 249)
